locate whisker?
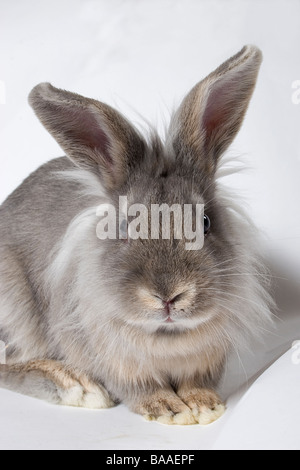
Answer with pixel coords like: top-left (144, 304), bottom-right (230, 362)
top-left (214, 273), bottom-right (288, 281)
top-left (201, 287), bottom-right (279, 322)
top-left (215, 300), bottom-right (279, 337)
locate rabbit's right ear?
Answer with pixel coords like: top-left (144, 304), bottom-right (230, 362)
top-left (168, 45), bottom-right (262, 177)
top-left (29, 83), bottom-right (145, 191)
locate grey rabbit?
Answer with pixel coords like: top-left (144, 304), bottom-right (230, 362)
top-left (0, 45), bottom-right (274, 425)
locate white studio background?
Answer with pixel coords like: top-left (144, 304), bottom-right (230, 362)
top-left (0, 0), bottom-right (300, 450)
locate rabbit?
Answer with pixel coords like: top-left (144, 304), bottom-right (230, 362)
top-left (0, 45), bottom-right (275, 425)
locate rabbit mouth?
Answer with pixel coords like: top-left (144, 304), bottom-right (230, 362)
top-left (154, 307), bottom-right (218, 331)
top-left (157, 311), bottom-right (196, 329)
top-left (164, 316), bottom-right (174, 323)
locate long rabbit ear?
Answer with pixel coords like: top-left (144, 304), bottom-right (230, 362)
top-left (29, 83), bottom-right (146, 191)
top-left (168, 45), bottom-right (262, 175)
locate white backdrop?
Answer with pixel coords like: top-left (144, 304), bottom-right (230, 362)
top-left (0, 0), bottom-right (300, 450)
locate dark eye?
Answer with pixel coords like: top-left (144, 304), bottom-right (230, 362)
top-left (204, 214), bottom-right (211, 234)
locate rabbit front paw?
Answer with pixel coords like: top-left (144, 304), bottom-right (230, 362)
top-left (177, 387), bottom-right (225, 425)
top-left (131, 388), bottom-right (225, 426)
top-left (130, 389), bottom-right (198, 425)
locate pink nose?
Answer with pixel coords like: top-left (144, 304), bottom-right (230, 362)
top-left (162, 300), bottom-right (171, 315)
top-left (162, 294), bottom-right (182, 305)
top-left (161, 294), bottom-right (182, 314)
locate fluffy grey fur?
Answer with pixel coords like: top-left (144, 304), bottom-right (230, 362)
top-left (0, 45), bottom-right (274, 425)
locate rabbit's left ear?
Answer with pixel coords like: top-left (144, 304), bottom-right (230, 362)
top-left (28, 83), bottom-right (146, 191)
top-left (168, 45), bottom-right (262, 175)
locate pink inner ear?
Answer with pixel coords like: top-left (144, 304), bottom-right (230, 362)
top-left (62, 105), bottom-right (113, 166)
top-left (202, 71), bottom-right (247, 148)
top-left (202, 79), bottom-right (233, 139)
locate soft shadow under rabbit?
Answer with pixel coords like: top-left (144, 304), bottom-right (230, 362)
top-left (0, 46), bottom-right (274, 425)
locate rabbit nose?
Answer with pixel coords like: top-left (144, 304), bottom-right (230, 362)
top-left (162, 300), bottom-right (174, 316)
top-left (155, 293), bottom-right (184, 312)
top-left (162, 294), bottom-right (184, 307)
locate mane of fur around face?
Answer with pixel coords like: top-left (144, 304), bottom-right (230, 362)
top-left (38, 147), bottom-right (275, 400)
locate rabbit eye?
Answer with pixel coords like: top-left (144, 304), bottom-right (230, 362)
top-left (204, 214), bottom-right (211, 234)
